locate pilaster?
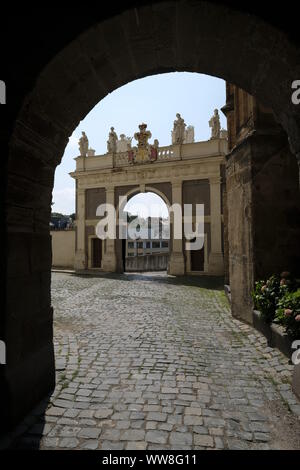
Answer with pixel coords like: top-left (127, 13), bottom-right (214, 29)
top-left (74, 188), bottom-right (86, 270)
top-left (169, 181), bottom-right (185, 275)
top-left (208, 175), bottom-right (224, 274)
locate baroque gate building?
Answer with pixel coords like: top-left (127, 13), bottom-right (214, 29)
top-left (70, 116), bottom-right (228, 276)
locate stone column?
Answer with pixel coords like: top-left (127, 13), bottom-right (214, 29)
top-left (169, 181), bottom-right (185, 275)
top-left (74, 188), bottom-right (87, 270)
top-left (208, 175), bottom-right (224, 274)
top-left (101, 187), bottom-right (117, 272)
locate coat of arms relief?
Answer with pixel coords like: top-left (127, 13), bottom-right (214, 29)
top-left (128, 123), bottom-right (158, 164)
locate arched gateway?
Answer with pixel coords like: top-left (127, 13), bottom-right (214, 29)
top-left (3, 1), bottom-right (300, 431)
top-left (70, 117), bottom-right (227, 276)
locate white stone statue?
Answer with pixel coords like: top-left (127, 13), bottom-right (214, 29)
top-left (172, 113), bottom-right (186, 144)
top-left (116, 134), bottom-right (132, 153)
top-left (184, 125), bottom-right (195, 144)
top-left (209, 109), bottom-right (221, 139)
top-left (87, 148), bottom-right (95, 156)
top-left (220, 129), bottom-right (228, 139)
top-left (107, 127), bottom-right (118, 153)
top-left (78, 131), bottom-right (89, 157)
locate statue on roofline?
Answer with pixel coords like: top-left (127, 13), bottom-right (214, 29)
top-left (116, 134), bottom-right (132, 153)
top-left (209, 109), bottom-right (221, 139)
top-left (172, 113), bottom-right (186, 144)
top-left (78, 131), bottom-right (89, 157)
top-left (87, 148), bottom-right (95, 156)
top-left (184, 125), bottom-right (195, 144)
top-left (107, 127), bottom-right (118, 153)
top-left (149, 139), bottom-right (159, 162)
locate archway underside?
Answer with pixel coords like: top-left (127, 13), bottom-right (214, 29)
top-left (4, 0), bottom-right (300, 430)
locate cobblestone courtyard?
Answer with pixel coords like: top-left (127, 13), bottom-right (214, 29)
top-left (7, 272), bottom-right (300, 450)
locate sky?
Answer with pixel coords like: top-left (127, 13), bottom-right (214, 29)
top-left (124, 192), bottom-right (169, 219)
top-left (52, 72), bottom-right (226, 215)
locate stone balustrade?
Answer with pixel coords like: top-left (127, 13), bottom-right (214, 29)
top-left (74, 138), bottom-right (228, 172)
top-left (157, 146), bottom-right (175, 161)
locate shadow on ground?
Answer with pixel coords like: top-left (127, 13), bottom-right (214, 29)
top-left (58, 270), bottom-right (225, 291)
top-left (1, 395), bottom-right (52, 450)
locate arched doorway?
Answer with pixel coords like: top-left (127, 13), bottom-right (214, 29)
top-left (121, 191), bottom-right (170, 273)
top-left (4, 1), bottom-right (300, 429)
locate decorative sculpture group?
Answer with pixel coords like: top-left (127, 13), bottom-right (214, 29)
top-left (128, 123), bottom-right (158, 164)
top-left (106, 128), bottom-right (133, 153)
top-left (78, 109), bottom-right (226, 160)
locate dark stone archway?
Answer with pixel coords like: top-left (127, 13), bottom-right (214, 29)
top-left (2, 0), bottom-right (300, 430)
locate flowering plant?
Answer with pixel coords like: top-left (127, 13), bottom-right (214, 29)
top-left (275, 289), bottom-right (300, 339)
top-left (252, 274), bottom-right (283, 323)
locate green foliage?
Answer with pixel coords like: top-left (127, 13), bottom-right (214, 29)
top-left (275, 289), bottom-right (300, 339)
top-left (252, 275), bottom-right (283, 323)
top-left (252, 271), bottom-right (300, 338)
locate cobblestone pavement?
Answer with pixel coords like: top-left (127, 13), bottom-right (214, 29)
top-left (6, 272), bottom-right (300, 450)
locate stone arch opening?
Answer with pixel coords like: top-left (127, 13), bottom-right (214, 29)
top-left (4, 1), bottom-right (300, 429)
top-left (117, 187), bottom-right (171, 222)
top-left (121, 190), bottom-right (170, 273)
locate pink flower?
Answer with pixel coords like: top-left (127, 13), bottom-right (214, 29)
top-left (280, 279), bottom-right (287, 286)
top-left (284, 309), bottom-right (293, 317)
top-left (295, 315), bottom-right (300, 322)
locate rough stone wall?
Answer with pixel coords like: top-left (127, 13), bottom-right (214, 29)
top-left (226, 130), bottom-right (300, 323)
top-left (226, 139), bottom-right (255, 323)
top-left (4, 232), bottom-right (55, 429)
top-left (221, 164), bottom-right (229, 284)
top-left (251, 135), bottom-right (300, 278)
top-left (223, 83), bottom-right (300, 323)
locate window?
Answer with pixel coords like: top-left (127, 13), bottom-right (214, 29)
top-left (137, 242), bottom-right (143, 249)
top-left (128, 242), bottom-right (134, 249)
top-left (146, 241), bottom-right (151, 248)
top-left (162, 241), bottom-right (169, 248)
top-left (152, 241), bottom-right (160, 249)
